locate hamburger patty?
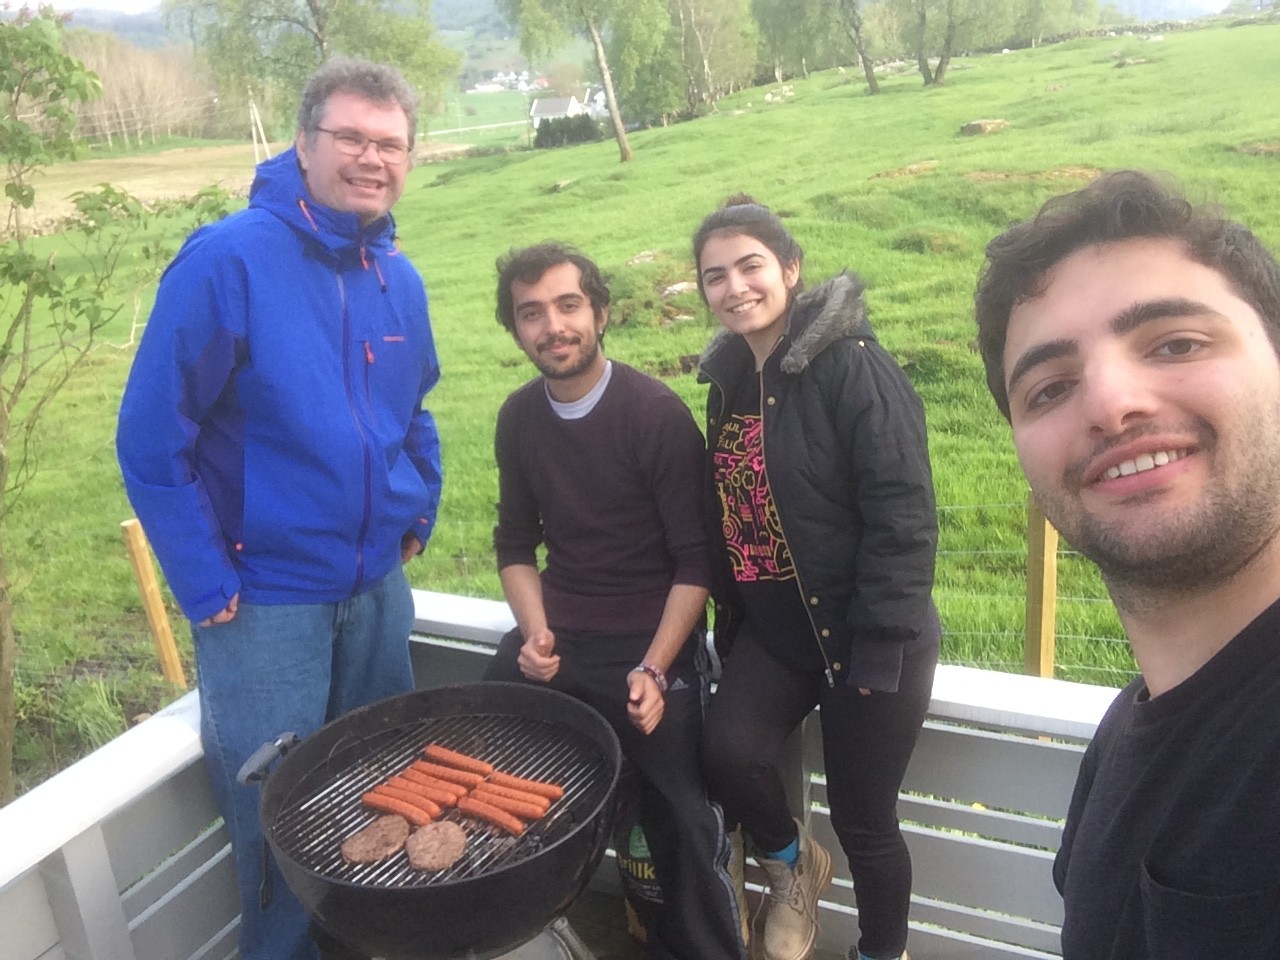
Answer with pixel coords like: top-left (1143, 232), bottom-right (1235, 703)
top-left (406, 820), bottom-right (468, 871)
top-left (340, 814), bottom-right (410, 864)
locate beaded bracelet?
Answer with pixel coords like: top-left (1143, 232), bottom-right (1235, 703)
top-left (630, 662), bottom-right (668, 694)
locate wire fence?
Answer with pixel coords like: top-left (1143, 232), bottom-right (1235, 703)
top-left (408, 500), bottom-right (1137, 690)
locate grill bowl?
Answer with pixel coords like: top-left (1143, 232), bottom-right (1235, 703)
top-left (258, 682), bottom-right (621, 960)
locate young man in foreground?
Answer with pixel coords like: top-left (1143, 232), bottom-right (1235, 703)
top-left (975, 170), bottom-right (1280, 958)
top-left (485, 242), bottom-right (745, 960)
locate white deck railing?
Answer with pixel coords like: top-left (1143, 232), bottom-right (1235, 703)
top-left (0, 590), bottom-right (1119, 960)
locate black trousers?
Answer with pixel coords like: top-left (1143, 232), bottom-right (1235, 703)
top-left (486, 627), bottom-right (746, 960)
top-left (702, 628), bottom-right (938, 960)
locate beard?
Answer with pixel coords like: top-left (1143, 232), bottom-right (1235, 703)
top-left (532, 331), bottom-right (602, 382)
top-left (1040, 412), bottom-right (1280, 600)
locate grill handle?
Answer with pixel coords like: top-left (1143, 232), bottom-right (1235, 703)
top-left (236, 732), bottom-right (302, 786)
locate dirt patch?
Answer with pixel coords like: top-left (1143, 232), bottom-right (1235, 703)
top-left (26, 140), bottom-right (472, 229)
top-left (967, 165), bottom-right (1099, 183)
top-left (1236, 142), bottom-right (1280, 156)
top-left (873, 160), bottom-right (939, 179)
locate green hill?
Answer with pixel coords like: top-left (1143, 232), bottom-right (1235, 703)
top-left (12, 21), bottom-right (1279, 788)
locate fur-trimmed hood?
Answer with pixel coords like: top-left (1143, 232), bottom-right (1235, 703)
top-left (698, 271), bottom-right (872, 378)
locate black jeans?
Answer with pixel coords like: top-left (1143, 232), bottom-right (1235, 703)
top-left (702, 627), bottom-right (938, 960)
top-left (486, 627), bottom-right (746, 960)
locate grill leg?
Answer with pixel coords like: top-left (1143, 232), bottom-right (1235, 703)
top-left (546, 916), bottom-right (597, 960)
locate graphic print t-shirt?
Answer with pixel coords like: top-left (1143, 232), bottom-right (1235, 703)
top-left (714, 370), bottom-right (823, 671)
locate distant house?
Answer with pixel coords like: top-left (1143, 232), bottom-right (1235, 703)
top-left (582, 86), bottom-right (609, 121)
top-left (529, 96), bottom-right (584, 129)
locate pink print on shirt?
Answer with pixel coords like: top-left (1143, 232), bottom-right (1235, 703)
top-left (714, 413), bottom-right (797, 584)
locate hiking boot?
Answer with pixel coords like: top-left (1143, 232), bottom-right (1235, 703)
top-left (755, 822), bottom-right (834, 960)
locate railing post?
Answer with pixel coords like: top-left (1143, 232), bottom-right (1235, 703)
top-left (121, 519), bottom-right (187, 689)
top-left (1025, 492), bottom-right (1058, 678)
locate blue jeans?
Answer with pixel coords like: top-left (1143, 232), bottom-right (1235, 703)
top-left (193, 565), bottom-right (415, 960)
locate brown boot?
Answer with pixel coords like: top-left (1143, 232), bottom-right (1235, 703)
top-left (755, 822), bottom-right (834, 960)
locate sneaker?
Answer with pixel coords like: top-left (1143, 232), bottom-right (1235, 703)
top-left (755, 821), bottom-right (834, 960)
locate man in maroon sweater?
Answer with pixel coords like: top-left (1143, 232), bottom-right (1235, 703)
top-left (485, 243), bottom-right (745, 960)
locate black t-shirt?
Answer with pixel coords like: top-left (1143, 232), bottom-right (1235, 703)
top-left (712, 362), bottom-right (824, 672)
top-left (1054, 598), bottom-right (1280, 959)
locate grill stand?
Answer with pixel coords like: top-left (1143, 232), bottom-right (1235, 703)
top-left (328, 917), bottom-right (596, 960)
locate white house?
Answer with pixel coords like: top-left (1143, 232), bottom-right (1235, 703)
top-left (529, 95), bottom-right (585, 129)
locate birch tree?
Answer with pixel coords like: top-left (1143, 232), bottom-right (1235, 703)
top-left (498, 0), bottom-right (666, 162)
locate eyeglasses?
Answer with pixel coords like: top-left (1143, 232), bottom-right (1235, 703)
top-left (313, 127), bottom-right (410, 165)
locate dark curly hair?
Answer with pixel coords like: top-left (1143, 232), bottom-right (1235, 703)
top-left (495, 242), bottom-right (611, 337)
top-left (976, 169), bottom-right (1280, 419)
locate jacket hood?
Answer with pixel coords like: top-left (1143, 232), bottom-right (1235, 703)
top-left (248, 146), bottom-right (397, 258)
top-left (699, 271), bottom-right (873, 378)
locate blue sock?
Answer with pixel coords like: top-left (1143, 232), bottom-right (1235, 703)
top-left (762, 835), bottom-right (799, 868)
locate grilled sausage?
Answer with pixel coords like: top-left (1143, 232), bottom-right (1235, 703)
top-left (361, 791), bottom-right (434, 827)
top-left (423, 743), bottom-right (495, 776)
top-left (412, 760), bottom-right (485, 789)
top-left (472, 781), bottom-right (551, 815)
top-left (466, 788), bottom-right (546, 821)
top-left (399, 768), bottom-right (466, 801)
top-left (457, 795), bottom-right (526, 836)
top-left (372, 784), bottom-right (443, 820)
top-left (387, 775), bottom-right (459, 808)
top-left (487, 770), bottom-right (565, 801)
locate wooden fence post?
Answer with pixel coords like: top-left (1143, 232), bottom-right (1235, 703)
top-left (1024, 492), bottom-right (1058, 678)
top-left (120, 519), bottom-right (187, 689)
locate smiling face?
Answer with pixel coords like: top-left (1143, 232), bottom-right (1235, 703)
top-left (1004, 237), bottom-right (1280, 593)
top-left (698, 231), bottom-right (800, 366)
top-left (295, 90), bottom-right (410, 226)
top-left (510, 261), bottom-right (608, 401)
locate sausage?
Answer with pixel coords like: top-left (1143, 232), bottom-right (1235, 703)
top-left (412, 760), bottom-right (485, 789)
top-left (487, 770), bottom-right (565, 801)
top-left (472, 781), bottom-right (551, 815)
top-left (457, 795), bottom-right (526, 836)
top-left (466, 788), bottom-right (546, 821)
top-left (386, 775), bottom-right (459, 808)
top-left (423, 743), bottom-right (495, 776)
top-left (361, 791), bottom-right (433, 827)
top-left (372, 784), bottom-right (442, 820)
top-left (399, 768), bottom-right (466, 801)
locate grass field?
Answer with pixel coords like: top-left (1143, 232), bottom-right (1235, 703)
top-left (10, 19), bottom-right (1280, 790)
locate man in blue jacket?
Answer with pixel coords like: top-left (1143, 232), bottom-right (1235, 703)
top-left (117, 58), bottom-right (441, 960)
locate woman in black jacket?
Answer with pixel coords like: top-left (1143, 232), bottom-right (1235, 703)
top-left (694, 196), bottom-right (940, 960)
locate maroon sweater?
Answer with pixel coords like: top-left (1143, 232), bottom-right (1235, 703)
top-left (494, 362), bottom-right (711, 635)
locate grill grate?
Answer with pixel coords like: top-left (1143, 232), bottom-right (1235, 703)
top-left (270, 713), bottom-right (612, 888)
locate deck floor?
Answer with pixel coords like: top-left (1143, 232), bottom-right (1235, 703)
top-left (565, 888), bottom-right (846, 960)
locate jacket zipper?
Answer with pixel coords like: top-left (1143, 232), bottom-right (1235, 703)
top-left (338, 272), bottom-right (373, 595)
top-left (753, 366), bottom-right (837, 687)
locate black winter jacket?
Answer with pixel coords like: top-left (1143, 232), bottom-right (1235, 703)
top-left (698, 272), bottom-right (940, 692)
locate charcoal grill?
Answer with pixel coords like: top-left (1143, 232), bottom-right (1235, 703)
top-left (252, 682), bottom-right (622, 960)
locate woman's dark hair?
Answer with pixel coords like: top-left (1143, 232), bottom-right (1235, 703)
top-left (692, 194), bottom-right (805, 301)
top-left (976, 170), bottom-right (1280, 419)
top-left (495, 242), bottom-right (611, 336)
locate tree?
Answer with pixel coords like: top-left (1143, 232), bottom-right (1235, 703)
top-left (890, 0), bottom-right (1016, 85)
top-left (830, 0), bottom-right (881, 93)
top-left (0, 9), bottom-right (227, 801)
top-left (163, 0), bottom-right (459, 134)
top-left (497, 0), bottom-right (667, 162)
top-left (671, 0), bottom-right (759, 110)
